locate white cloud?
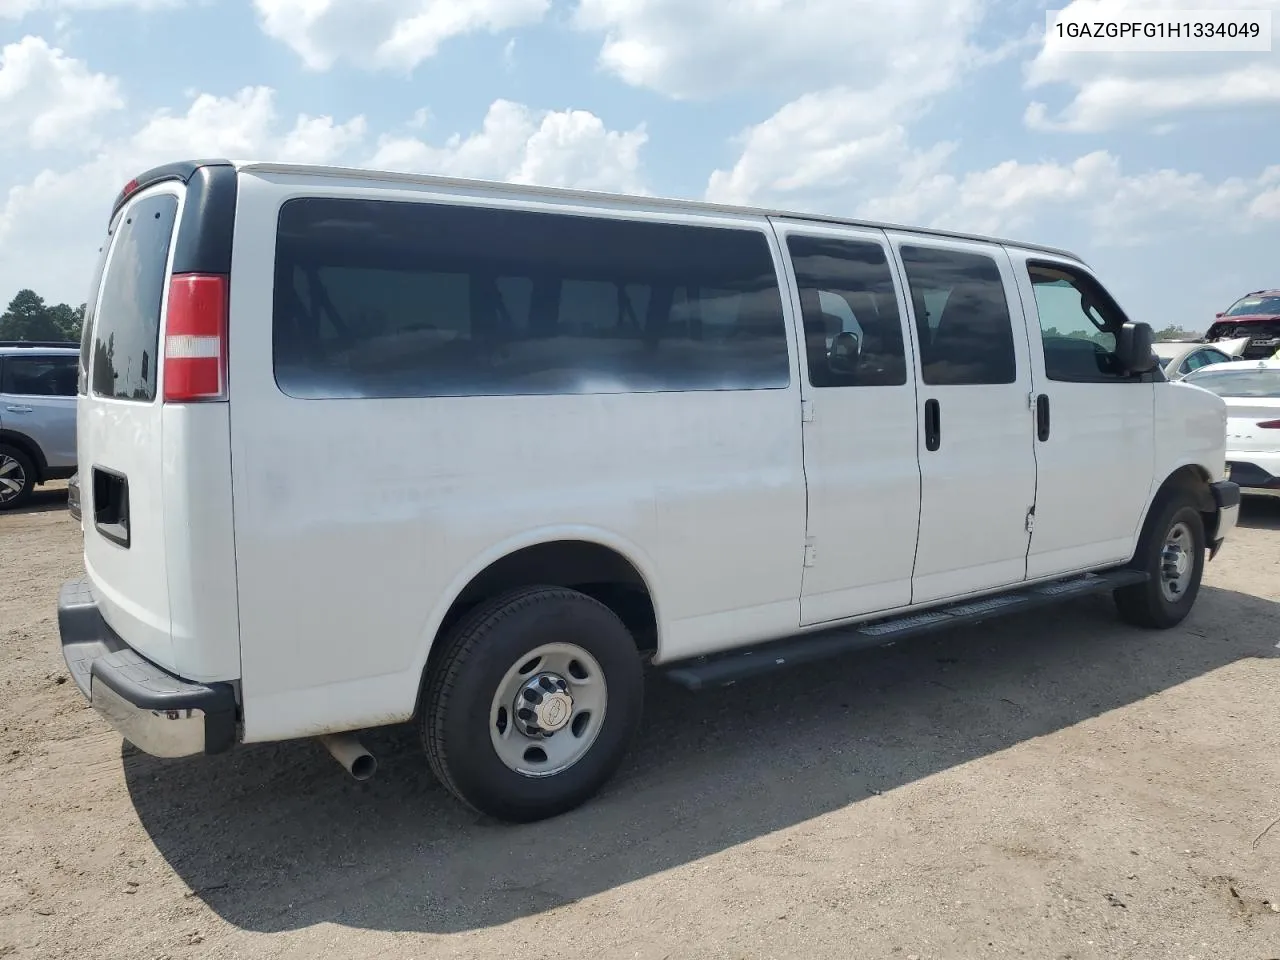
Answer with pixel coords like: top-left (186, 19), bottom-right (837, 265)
top-left (0, 89), bottom-right (650, 306)
top-left (0, 86), bottom-right (366, 307)
top-left (861, 152), bottom-right (1280, 245)
top-left (705, 86), bottom-right (949, 209)
top-left (0, 0), bottom-right (180, 18)
top-left (0, 35), bottom-right (122, 149)
top-left (1025, 0), bottom-right (1280, 132)
top-left (707, 88), bottom-right (1280, 251)
top-left (369, 99), bottom-right (648, 194)
top-left (253, 0), bottom-right (548, 72)
top-left (573, 0), bottom-right (984, 100)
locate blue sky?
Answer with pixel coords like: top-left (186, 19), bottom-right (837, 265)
top-left (1, 0), bottom-right (1277, 334)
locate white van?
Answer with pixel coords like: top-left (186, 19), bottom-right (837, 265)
top-left (59, 160), bottom-right (1240, 823)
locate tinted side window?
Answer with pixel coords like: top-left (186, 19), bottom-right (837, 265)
top-left (78, 233), bottom-right (113, 396)
top-left (1027, 261), bottom-right (1132, 383)
top-left (91, 193), bottom-right (179, 402)
top-left (786, 235), bottom-right (907, 388)
top-left (272, 198), bottom-right (791, 399)
top-left (2, 355), bottom-right (78, 396)
top-left (900, 245), bottom-right (1016, 386)
top-left (1183, 350), bottom-right (1223, 374)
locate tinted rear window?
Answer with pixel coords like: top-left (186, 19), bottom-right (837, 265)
top-left (90, 193), bottom-right (179, 402)
top-left (1183, 367), bottom-right (1280, 398)
top-left (271, 198), bottom-right (790, 399)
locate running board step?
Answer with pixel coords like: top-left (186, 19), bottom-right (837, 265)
top-left (663, 569), bottom-right (1149, 692)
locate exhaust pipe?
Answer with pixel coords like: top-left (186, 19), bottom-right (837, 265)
top-left (319, 733), bottom-right (377, 781)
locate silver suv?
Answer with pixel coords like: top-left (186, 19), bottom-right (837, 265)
top-left (0, 341), bottom-right (79, 510)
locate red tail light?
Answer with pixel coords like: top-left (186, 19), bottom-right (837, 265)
top-left (163, 273), bottom-right (228, 403)
top-left (1258, 419), bottom-right (1280, 429)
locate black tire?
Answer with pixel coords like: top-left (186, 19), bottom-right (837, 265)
top-left (0, 444), bottom-right (36, 512)
top-left (420, 586), bottom-right (644, 823)
top-left (1114, 493), bottom-right (1206, 629)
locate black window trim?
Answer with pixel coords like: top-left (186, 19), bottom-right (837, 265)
top-left (1025, 256), bottom-right (1156, 386)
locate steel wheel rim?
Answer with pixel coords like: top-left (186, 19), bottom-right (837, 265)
top-left (1159, 520), bottom-right (1195, 603)
top-left (0, 454), bottom-right (26, 504)
top-left (489, 642), bottom-right (608, 778)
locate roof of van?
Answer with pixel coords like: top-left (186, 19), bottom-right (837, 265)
top-left (118, 158), bottom-right (1090, 265)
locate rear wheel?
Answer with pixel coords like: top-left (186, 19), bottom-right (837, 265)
top-left (1114, 494), bottom-right (1206, 629)
top-left (0, 444), bottom-right (35, 511)
top-left (420, 586), bottom-right (644, 823)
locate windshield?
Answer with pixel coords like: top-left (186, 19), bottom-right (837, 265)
top-left (1224, 295), bottom-right (1280, 317)
top-left (1183, 366), bottom-right (1280, 398)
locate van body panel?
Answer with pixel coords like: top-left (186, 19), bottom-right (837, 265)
top-left (885, 230), bottom-right (1039, 605)
top-left (226, 170), bottom-right (808, 741)
top-left (1004, 247), bottom-right (1157, 579)
top-left (767, 219), bottom-right (924, 626)
top-left (161, 402), bottom-right (241, 682)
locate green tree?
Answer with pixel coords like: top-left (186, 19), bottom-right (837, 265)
top-left (46, 302), bottom-right (85, 341)
top-left (0, 290), bottom-right (85, 342)
top-left (0, 289), bottom-right (64, 341)
top-left (1154, 324), bottom-right (1199, 341)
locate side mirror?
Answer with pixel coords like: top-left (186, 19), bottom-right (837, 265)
top-left (1215, 312), bottom-right (1224, 319)
top-left (1115, 321), bottom-right (1156, 374)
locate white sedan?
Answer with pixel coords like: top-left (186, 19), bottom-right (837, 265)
top-left (1151, 341), bottom-right (1236, 380)
top-left (1182, 358), bottom-right (1280, 499)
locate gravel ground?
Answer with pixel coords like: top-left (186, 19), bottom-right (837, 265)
top-left (1, 486), bottom-right (1278, 960)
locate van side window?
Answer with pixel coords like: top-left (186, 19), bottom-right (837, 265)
top-left (785, 235), bottom-right (907, 387)
top-left (271, 198), bottom-right (791, 399)
top-left (1027, 261), bottom-right (1132, 383)
top-left (899, 245), bottom-right (1016, 386)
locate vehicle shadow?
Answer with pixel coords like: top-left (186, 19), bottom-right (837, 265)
top-left (3, 486), bottom-right (69, 516)
top-left (122, 584), bottom-right (1278, 936)
top-left (1238, 496), bottom-right (1280, 530)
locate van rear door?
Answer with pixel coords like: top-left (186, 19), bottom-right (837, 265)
top-left (78, 183), bottom-right (183, 672)
top-left (78, 161), bottom-right (244, 686)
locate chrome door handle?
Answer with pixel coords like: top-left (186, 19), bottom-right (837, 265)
top-left (4, 405), bottom-right (33, 414)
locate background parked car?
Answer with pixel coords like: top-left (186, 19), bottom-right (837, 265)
top-left (0, 340), bottom-right (79, 510)
top-left (1151, 341), bottom-right (1235, 380)
top-left (1204, 289), bottom-right (1280, 360)
top-left (1182, 358), bottom-right (1280, 500)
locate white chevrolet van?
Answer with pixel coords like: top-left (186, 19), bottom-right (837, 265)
top-left (59, 159), bottom-right (1240, 823)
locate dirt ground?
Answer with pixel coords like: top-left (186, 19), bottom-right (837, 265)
top-left (1, 485), bottom-right (1278, 960)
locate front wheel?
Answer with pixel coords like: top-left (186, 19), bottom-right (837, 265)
top-left (420, 586), bottom-right (644, 823)
top-left (1114, 496), bottom-right (1206, 629)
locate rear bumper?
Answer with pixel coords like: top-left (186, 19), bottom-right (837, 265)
top-left (1207, 479), bottom-right (1241, 559)
top-left (57, 577), bottom-right (237, 758)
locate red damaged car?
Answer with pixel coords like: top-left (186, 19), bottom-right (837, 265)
top-left (1205, 290), bottom-right (1280, 360)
